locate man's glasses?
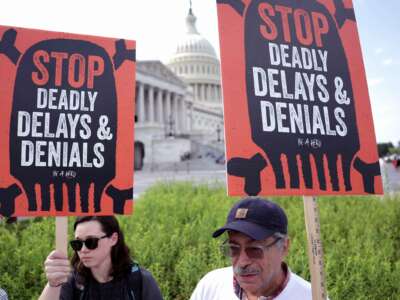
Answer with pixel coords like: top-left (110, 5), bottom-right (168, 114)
top-left (220, 238), bottom-right (282, 259)
top-left (69, 235), bottom-right (109, 251)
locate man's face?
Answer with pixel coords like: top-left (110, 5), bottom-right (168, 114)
top-left (228, 231), bottom-right (289, 297)
top-left (74, 220), bottom-right (117, 269)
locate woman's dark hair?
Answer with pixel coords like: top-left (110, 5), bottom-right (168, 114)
top-left (71, 216), bottom-right (133, 281)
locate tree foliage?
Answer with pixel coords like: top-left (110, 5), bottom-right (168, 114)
top-left (378, 142), bottom-right (394, 157)
top-left (0, 183), bottom-right (399, 299)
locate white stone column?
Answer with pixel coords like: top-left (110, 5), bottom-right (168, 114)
top-left (166, 91), bottom-right (171, 121)
top-left (174, 94), bottom-right (180, 134)
top-left (148, 86), bottom-right (154, 123)
top-left (200, 83), bottom-right (206, 101)
top-left (164, 91), bottom-right (173, 136)
top-left (177, 97), bottom-right (181, 133)
top-left (212, 84), bottom-right (216, 102)
top-left (157, 89), bottom-right (163, 124)
top-left (180, 98), bottom-right (185, 132)
top-left (162, 92), bottom-right (167, 123)
top-left (192, 84), bottom-right (197, 102)
top-left (138, 83), bottom-right (145, 122)
top-left (186, 103), bottom-right (193, 132)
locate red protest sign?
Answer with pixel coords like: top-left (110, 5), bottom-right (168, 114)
top-left (217, 0), bottom-right (382, 196)
top-left (0, 25), bottom-right (135, 217)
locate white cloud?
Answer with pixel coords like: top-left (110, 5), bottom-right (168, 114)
top-left (368, 77), bottom-right (384, 87)
top-left (383, 58), bottom-right (394, 66)
top-left (0, 0), bottom-right (220, 62)
top-left (353, 0), bottom-right (366, 6)
top-left (369, 91), bottom-right (399, 144)
top-left (375, 48), bottom-right (383, 54)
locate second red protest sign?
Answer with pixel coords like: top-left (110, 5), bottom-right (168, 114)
top-left (216, 0), bottom-right (382, 196)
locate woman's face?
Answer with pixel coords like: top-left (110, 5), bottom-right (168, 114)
top-left (74, 220), bottom-right (118, 269)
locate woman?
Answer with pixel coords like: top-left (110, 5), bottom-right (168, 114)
top-left (39, 216), bottom-right (163, 300)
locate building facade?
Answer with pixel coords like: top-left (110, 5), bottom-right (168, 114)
top-left (134, 7), bottom-right (224, 169)
top-left (167, 7), bottom-right (224, 140)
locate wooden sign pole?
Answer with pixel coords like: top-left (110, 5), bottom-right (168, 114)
top-left (303, 196), bottom-right (327, 300)
top-left (55, 217), bottom-right (68, 255)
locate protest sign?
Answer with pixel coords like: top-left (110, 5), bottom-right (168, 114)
top-left (216, 0), bottom-right (382, 196)
top-left (217, 1), bottom-right (383, 298)
top-left (0, 25), bottom-right (136, 217)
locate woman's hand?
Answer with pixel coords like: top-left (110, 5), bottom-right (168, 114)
top-left (44, 250), bottom-right (71, 287)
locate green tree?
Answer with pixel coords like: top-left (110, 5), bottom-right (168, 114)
top-left (1, 183), bottom-right (400, 299)
top-left (377, 142), bottom-right (394, 157)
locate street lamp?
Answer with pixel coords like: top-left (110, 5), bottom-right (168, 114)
top-left (216, 123), bottom-right (222, 142)
top-left (165, 114), bottom-right (175, 137)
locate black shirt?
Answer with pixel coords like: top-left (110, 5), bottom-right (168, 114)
top-left (60, 268), bottom-right (163, 300)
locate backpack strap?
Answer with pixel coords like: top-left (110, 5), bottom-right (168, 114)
top-left (79, 289), bottom-right (87, 300)
top-left (70, 272), bottom-right (87, 300)
top-left (73, 265), bottom-right (142, 300)
top-left (127, 263), bottom-right (143, 300)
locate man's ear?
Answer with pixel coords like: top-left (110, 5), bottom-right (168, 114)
top-left (282, 238), bottom-right (290, 257)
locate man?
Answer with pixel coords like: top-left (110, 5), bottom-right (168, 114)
top-left (190, 197), bottom-right (312, 300)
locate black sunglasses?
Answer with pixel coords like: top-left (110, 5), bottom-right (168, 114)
top-left (69, 235), bottom-right (109, 251)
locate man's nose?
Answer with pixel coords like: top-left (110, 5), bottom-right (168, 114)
top-left (236, 248), bottom-right (252, 266)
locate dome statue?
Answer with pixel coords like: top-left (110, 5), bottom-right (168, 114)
top-left (174, 8), bottom-right (217, 58)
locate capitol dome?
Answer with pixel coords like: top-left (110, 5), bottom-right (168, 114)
top-left (167, 7), bottom-right (222, 110)
top-left (174, 10), bottom-right (217, 58)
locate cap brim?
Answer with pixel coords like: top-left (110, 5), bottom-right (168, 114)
top-left (212, 220), bottom-right (275, 240)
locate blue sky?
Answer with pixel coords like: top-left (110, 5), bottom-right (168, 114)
top-left (353, 0), bottom-right (399, 145)
top-left (0, 0), bottom-right (398, 145)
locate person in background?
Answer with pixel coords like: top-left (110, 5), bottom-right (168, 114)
top-left (0, 288), bottom-right (8, 300)
top-left (39, 216), bottom-right (163, 300)
top-left (190, 197), bottom-right (313, 300)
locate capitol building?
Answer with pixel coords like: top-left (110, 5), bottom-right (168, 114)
top-left (134, 7), bottom-right (224, 170)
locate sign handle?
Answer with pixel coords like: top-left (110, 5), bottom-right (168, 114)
top-left (55, 217), bottom-right (68, 255)
top-left (303, 196), bottom-right (327, 300)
